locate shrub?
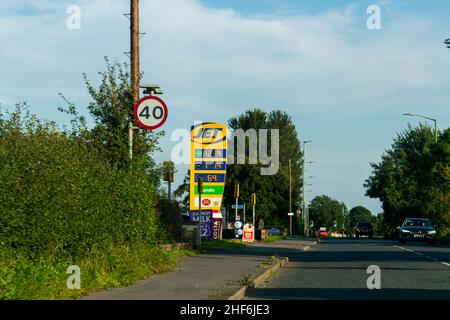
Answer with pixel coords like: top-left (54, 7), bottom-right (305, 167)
top-left (0, 105), bottom-right (162, 260)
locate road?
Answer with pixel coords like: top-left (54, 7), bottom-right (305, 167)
top-left (245, 238), bottom-right (450, 300)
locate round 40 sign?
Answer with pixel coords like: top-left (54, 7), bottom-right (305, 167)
top-left (134, 96), bottom-right (168, 130)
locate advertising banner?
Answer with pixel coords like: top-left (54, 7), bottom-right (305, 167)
top-left (190, 123), bottom-right (227, 212)
top-left (213, 218), bottom-right (222, 240)
top-left (189, 210), bottom-right (214, 240)
top-left (242, 224), bottom-right (255, 242)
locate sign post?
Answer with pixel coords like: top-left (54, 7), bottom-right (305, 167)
top-left (251, 193), bottom-right (256, 228)
top-left (197, 178), bottom-right (203, 248)
top-left (234, 184), bottom-right (240, 222)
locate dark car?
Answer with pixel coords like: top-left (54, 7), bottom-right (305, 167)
top-left (354, 222), bottom-right (373, 239)
top-left (398, 218), bottom-right (436, 244)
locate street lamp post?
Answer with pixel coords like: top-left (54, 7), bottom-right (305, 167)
top-left (403, 113), bottom-right (438, 142)
top-left (302, 141), bottom-right (312, 237)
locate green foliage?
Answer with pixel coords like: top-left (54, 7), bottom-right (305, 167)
top-left (365, 124), bottom-right (450, 234)
top-left (0, 58), bottom-right (175, 299)
top-left (0, 105), bottom-right (163, 260)
top-left (0, 242), bottom-right (188, 299)
top-left (225, 109), bottom-right (303, 229)
top-left (173, 169), bottom-right (190, 211)
top-left (62, 57), bottom-right (164, 177)
top-left (349, 206), bottom-right (373, 227)
top-left (157, 199), bottom-right (183, 241)
top-left (309, 195), bottom-right (348, 231)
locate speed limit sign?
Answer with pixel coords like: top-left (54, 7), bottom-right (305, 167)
top-left (134, 96), bottom-right (168, 130)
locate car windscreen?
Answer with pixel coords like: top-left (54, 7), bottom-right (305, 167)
top-left (403, 219), bottom-right (431, 227)
top-left (357, 223), bottom-right (371, 227)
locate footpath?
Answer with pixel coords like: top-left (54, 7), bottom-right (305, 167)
top-left (82, 238), bottom-right (316, 300)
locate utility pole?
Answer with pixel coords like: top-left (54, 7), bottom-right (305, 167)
top-left (128, 0), bottom-right (140, 164)
top-left (252, 193), bottom-right (256, 227)
top-left (131, 0), bottom-right (140, 103)
top-left (289, 158), bottom-right (292, 237)
top-left (234, 184), bottom-right (240, 221)
top-left (197, 178), bottom-right (203, 249)
top-left (302, 141), bottom-right (312, 237)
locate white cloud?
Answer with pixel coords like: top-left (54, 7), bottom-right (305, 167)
top-left (1, 0), bottom-right (449, 214)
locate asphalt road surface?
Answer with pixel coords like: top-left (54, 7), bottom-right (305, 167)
top-left (245, 238), bottom-right (450, 300)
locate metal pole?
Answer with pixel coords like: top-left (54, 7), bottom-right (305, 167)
top-left (168, 181), bottom-right (171, 200)
top-left (302, 148), bottom-right (306, 236)
top-left (243, 204), bottom-right (246, 224)
top-left (434, 119), bottom-right (437, 143)
top-left (128, 122), bottom-right (133, 162)
top-left (253, 203), bottom-right (255, 227)
top-left (235, 195), bottom-right (238, 221)
top-left (198, 189), bottom-right (202, 248)
top-left (289, 158), bottom-right (292, 237)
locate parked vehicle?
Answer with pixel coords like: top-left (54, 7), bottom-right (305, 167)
top-left (319, 227), bottom-right (328, 237)
top-left (354, 222), bottom-right (373, 239)
top-left (398, 218), bottom-right (437, 244)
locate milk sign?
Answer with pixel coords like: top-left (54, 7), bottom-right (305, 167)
top-left (189, 210), bottom-right (214, 239)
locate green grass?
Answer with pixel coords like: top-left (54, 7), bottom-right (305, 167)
top-left (199, 240), bottom-right (248, 251)
top-left (437, 233), bottom-right (450, 245)
top-left (263, 234), bottom-right (304, 242)
top-left (0, 243), bottom-right (195, 300)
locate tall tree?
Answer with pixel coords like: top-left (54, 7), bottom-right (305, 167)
top-left (225, 109), bottom-right (303, 228)
top-left (365, 124), bottom-right (449, 233)
top-left (61, 58), bottom-right (164, 180)
top-left (349, 206), bottom-right (373, 227)
top-left (309, 195), bottom-right (348, 231)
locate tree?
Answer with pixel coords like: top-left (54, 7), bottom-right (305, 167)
top-left (365, 124), bottom-right (450, 234)
top-left (60, 57), bottom-right (164, 181)
top-left (308, 195), bottom-right (348, 231)
top-left (173, 170), bottom-right (190, 211)
top-left (225, 109), bottom-right (303, 229)
top-left (349, 206), bottom-right (373, 227)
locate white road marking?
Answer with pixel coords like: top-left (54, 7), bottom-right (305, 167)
top-left (393, 245), bottom-right (450, 268)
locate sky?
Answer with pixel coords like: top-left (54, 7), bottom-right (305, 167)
top-left (1, 0), bottom-right (450, 214)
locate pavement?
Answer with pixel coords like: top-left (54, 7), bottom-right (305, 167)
top-left (82, 238), bottom-right (315, 300)
top-left (245, 238), bottom-right (450, 300)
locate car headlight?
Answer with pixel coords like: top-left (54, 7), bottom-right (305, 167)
top-left (401, 229), bottom-right (410, 233)
top-left (427, 230), bottom-right (436, 235)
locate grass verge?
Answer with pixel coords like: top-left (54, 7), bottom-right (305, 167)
top-left (200, 240), bottom-right (248, 251)
top-left (0, 243), bottom-right (195, 300)
top-left (263, 235), bottom-right (304, 242)
top-left (437, 233), bottom-right (450, 245)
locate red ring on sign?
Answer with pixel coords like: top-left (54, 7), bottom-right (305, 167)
top-left (134, 96), bottom-right (168, 130)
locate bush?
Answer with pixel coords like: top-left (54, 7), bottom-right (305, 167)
top-left (157, 199), bottom-right (183, 242)
top-left (0, 105), bottom-right (162, 259)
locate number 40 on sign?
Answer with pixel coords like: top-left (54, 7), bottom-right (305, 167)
top-left (134, 96), bottom-right (168, 130)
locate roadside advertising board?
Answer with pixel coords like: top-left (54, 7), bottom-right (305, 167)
top-left (189, 210), bottom-right (214, 240)
top-left (190, 123), bottom-right (227, 239)
top-left (242, 224), bottom-right (255, 242)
